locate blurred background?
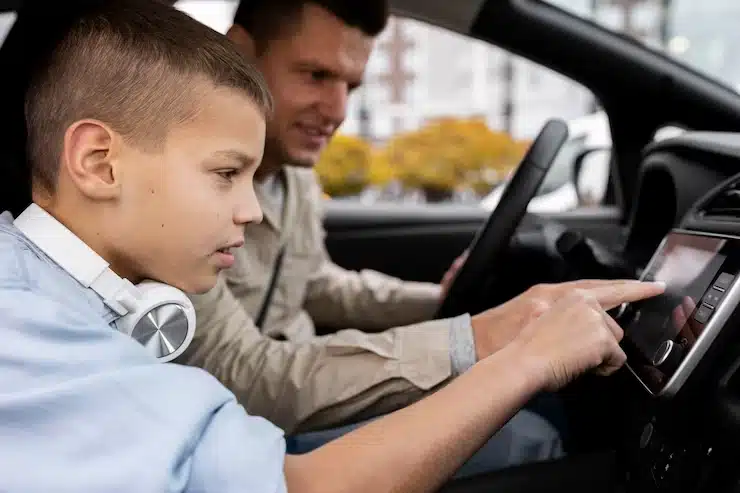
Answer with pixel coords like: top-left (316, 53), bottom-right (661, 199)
top-left (2, 0), bottom-right (734, 212)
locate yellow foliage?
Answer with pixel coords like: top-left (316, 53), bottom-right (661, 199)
top-left (367, 149), bottom-right (396, 186)
top-left (314, 134), bottom-right (373, 196)
top-left (314, 119), bottom-right (531, 197)
top-left (384, 117), bottom-right (528, 192)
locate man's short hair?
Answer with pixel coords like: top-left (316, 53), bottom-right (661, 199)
top-left (25, 0), bottom-right (273, 195)
top-left (234, 0), bottom-right (389, 52)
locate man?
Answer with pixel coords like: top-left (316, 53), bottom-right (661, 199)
top-left (181, 0), bottom-right (568, 474)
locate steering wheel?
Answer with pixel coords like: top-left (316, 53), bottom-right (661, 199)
top-left (436, 119), bottom-right (569, 319)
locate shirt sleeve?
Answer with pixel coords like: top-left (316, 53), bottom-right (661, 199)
top-left (299, 166), bottom-right (443, 332)
top-left (305, 257), bottom-right (444, 332)
top-left (187, 400), bottom-right (287, 493)
top-left (449, 313), bottom-right (477, 375)
top-left (184, 276), bottom-right (455, 434)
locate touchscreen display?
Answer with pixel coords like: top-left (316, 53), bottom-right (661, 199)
top-left (622, 232), bottom-right (729, 394)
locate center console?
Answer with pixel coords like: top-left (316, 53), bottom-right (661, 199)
top-left (618, 230), bottom-right (740, 397)
top-left (614, 229), bottom-right (740, 492)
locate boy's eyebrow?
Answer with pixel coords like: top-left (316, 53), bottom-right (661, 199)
top-left (212, 150), bottom-right (257, 168)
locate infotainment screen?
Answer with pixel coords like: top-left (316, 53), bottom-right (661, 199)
top-left (621, 231), bottom-right (740, 396)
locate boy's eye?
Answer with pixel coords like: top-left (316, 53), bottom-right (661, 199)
top-left (216, 169), bottom-right (239, 181)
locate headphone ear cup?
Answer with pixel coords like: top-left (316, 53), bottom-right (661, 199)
top-left (115, 281), bottom-right (196, 363)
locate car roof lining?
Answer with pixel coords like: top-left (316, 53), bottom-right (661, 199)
top-left (0, 0), bottom-right (18, 13)
top-left (0, 0), bottom-right (487, 29)
top-left (389, 0), bottom-right (484, 34)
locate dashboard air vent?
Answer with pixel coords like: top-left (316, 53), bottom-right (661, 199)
top-left (700, 180), bottom-right (740, 219)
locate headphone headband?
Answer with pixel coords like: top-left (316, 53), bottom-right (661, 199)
top-left (13, 203), bottom-right (196, 362)
top-left (14, 203), bottom-right (141, 315)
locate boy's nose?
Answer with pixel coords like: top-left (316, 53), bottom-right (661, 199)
top-left (234, 189), bottom-right (263, 225)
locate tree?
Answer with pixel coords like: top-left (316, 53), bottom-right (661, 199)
top-left (367, 149), bottom-right (397, 186)
top-left (314, 135), bottom-right (373, 197)
top-left (314, 119), bottom-right (531, 202)
top-left (384, 118), bottom-right (528, 200)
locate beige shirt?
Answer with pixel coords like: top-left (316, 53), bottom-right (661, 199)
top-left (179, 166), bottom-right (471, 433)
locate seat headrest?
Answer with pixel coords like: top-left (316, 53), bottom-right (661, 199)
top-left (0, 0), bottom-right (109, 216)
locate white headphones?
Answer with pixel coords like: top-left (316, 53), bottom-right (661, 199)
top-left (14, 203), bottom-right (196, 363)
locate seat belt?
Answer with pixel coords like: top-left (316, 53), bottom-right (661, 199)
top-left (254, 244), bottom-right (286, 330)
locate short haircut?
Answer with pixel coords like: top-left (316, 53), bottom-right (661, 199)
top-left (233, 0), bottom-right (389, 52)
top-left (25, 0), bottom-right (273, 195)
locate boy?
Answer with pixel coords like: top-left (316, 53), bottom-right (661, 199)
top-left (0, 0), bottom-right (663, 491)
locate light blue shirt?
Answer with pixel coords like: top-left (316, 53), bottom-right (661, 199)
top-left (0, 211), bottom-right (287, 493)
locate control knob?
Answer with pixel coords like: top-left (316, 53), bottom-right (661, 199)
top-left (652, 340), bottom-right (685, 375)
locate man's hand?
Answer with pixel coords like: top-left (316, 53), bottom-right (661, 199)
top-left (503, 281), bottom-right (666, 391)
top-left (440, 250), bottom-right (469, 300)
top-left (470, 279), bottom-right (665, 362)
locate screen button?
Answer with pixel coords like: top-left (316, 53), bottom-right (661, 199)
top-left (702, 288), bottom-right (724, 308)
top-left (714, 272), bottom-right (735, 291)
top-left (694, 304), bottom-right (713, 324)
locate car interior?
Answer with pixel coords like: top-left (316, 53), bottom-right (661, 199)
top-left (4, 0), bottom-right (740, 492)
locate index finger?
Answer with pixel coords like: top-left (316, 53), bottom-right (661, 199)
top-left (587, 281), bottom-right (666, 310)
top-left (555, 279), bottom-right (645, 294)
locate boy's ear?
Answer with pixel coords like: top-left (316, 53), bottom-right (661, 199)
top-left (61, 119), bottom-right (120, 200)
top-left (226, 23), bottom-right (257, 59)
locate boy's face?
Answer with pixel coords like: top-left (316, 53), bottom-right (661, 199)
top-left (109, 86), bottom-right (265, 293)
top-left (235, 4), bottom-right (374, 170)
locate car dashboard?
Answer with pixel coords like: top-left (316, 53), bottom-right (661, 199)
top-left (611, 131), bottom-right (740, 492)
top-left (623, 132), bottom-right (740, 267)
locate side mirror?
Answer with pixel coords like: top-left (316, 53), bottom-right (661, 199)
top-left (572, 146), bottom-right (611, 207)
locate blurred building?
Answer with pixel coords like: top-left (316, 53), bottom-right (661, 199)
top-left (340, 15), bottom-right (595, 142)
top-left (341, 0), bottom-right (672, 142)
top-left (664, 0), bottom-right (740, 93)
top-left (169, 0), bottom-right (740, 141)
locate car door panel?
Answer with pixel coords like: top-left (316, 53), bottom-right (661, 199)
top-left (324, 203), bottom-right (483, 283)
top-left (543, 206), bottom-right (626, 247)
top-left (323, 202), bottom-right (626, 284)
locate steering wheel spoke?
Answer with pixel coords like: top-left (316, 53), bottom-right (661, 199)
top-left (436, 119), bottom-right (570, 319)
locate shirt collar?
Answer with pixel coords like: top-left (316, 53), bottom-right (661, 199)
top-left (0, 210), bottom-right (121, 326)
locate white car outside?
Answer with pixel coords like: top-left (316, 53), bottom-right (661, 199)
top-left (480, 111), bottom-right (612, 213)
top-left (480, 111), bottom-right (690, 213)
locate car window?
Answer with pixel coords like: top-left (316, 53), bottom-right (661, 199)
top-left (0, 11), bottom-right (16, 46)
top-left (175, 3), bottom-right (613, 213)
top-left (541, 0), bottom-right (740, 94)
top-left (174, 0), bottom-right (237, 34)
top-left (330, 15), bottom-right (612, 213)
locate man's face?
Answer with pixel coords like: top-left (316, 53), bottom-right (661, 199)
top-left (112, 86), bottom-right (265, 293)
top-left (252, 4), bottom-right (374, 168)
